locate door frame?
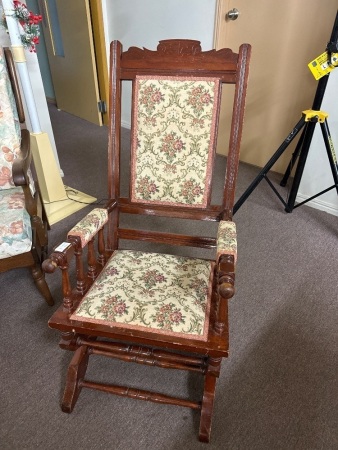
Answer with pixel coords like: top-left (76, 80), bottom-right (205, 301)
top-left (36, 0), bottom-right (108, 125)
top-left (89, 0), bottom-right (109, 125)
top-left (213, 0), bottom-right (228, 48)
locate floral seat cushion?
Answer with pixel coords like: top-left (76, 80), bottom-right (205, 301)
top-left (0, 186), bottom-right (32, 259)
top-left (71, 250), bottom-right (214, 340)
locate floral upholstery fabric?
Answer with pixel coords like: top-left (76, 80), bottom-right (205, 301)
top-left (216, 221), bottom-right (237, 262)
top-left (131, 76), bottom-right (220, 207)
top-left (0, 186), bottom-right (32, 259)
top-left (68, 208), bottom-right (108, 248)
top-left (0, 47), bottom-right (21, 190)
top-left (71, 250), bottom-right (214, 340)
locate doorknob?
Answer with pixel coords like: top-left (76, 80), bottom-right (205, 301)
top-left (226, 8), bottom-right (240, 21)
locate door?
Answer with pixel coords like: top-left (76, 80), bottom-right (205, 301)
top-left (215, 0), bottom-right (338, 173)
top-left (41, 0), bottom-right (103, 125)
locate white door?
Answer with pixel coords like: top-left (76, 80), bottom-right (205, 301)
top-left (215, 0), bottom-right (338, 173)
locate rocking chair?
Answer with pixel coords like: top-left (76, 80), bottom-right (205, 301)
top-left (43, 39), bottom-right (251, 442)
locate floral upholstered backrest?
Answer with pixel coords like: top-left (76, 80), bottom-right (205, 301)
top-left (0, 47), bottom-right (21, 190)
top-left (131, 76), bottom-right (221, 208)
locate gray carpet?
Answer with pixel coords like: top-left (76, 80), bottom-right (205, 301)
top-left (0, 104), bottom-right (337, 450)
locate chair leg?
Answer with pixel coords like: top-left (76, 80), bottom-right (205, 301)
top-left (62, 345), bottom-right (90, 413)
top-left (31, 263), bottom-right (54, 305)
top-left (198, 357), bottom-right (221, 443)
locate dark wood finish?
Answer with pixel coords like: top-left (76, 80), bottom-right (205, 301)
top-left (61, 345), bottom-right (89, 413)
top-left (44, 39), bottom-right (251, 442)
top-left (4, 47), bottom-right (25, 123)
top-left (0, 49), bottom-right (53, 305)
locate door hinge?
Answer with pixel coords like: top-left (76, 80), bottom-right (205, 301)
top-left (98, 100), bottom-right (107, 113)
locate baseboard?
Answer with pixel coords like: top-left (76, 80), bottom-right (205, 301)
top-left (121, 119), bottom-right (131, 129)
top-left (46, 97), bottom-right (56, 104)
top-left (296, 193), bottom-right (338, 217)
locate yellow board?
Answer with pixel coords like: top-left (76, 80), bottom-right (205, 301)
top-left (43, 186), bottom-right (97, 226)
top-left (308, 51), bottom-right (338, 80)
top-left (30, 132), bottom-right (96, 225)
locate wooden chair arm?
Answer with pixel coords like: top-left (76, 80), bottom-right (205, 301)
top-left (12, 129), bottom-right (32, 187)
top-left (42, 242), bottom-right (75, 273)
top-left (216, 220), bottom-right (237, 265)
top-left (67, 208), bottom-right (109, 248)
top-left (217, 254), bottom-right (235, 299)
top-left (43, 209), bottom-right (110, 309)
top-left (216, 220), bottom-right (237, 298)
top-left (31, 214), bottom-right (47, 245)
top-left (42, 242), bottom-right (75, 310)
top-left (214, 220), bottom-right (237, 335)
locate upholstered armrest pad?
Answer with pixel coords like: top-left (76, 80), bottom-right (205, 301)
top-left (216, 220), bottom-right (237, 263)
top-left (68, 208), bottom-right (108, 248)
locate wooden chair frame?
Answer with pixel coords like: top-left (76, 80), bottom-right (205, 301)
top-left (0, 48), bottom-right (53, 306)
top-left (43, 39), bottom-right (251, 442)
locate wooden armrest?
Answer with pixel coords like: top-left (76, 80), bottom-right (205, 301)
top-left (214, 253), bottom-right (236, 335)
top-left (12, 129), bottom-right (32, 186)
top-left (42, 242), bottom-right (75, 273)
top-left (217, 254), bottom-right (235, 299)
top-left (43, 215), bottom-right (109, 309)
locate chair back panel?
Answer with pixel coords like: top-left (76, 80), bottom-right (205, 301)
top-left (131, 76), bottom-right (220, 208)
top-left (107, 39), bottom-right (251, 249)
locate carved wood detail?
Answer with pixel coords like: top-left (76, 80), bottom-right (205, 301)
top-left (121, 39), bottom-right (238, 70)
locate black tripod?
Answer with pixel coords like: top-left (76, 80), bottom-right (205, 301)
top-left (234, 11), bottom-right (338, 215)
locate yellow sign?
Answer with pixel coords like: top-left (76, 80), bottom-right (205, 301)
top-left (308, 51), bottom-right (338, 80)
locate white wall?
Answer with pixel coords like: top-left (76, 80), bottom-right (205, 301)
top-left (102, 0), bottom-right (216, 127)
top-left (104, 0), bottom-right (216, 49)
top-left (297, 69), bottom-right (338, 216)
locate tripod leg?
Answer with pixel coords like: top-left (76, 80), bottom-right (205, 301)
top-left (234, 116), bottom-right (305, 214)
top-left (320, 119), bottom-right (338, 194)
top-left (285, 120), bottom-right (317, 212)
top-left (280, 128), bottom-right (306, 186)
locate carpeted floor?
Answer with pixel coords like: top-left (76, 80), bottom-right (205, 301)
top-left (0, 104), bottom-right (337, 450)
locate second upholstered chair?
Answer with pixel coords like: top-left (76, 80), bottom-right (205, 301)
top-left (0, 47), bottom-right (53, 305)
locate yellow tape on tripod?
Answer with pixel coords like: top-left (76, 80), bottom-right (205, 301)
top-left (308, 51), bottom-right (338, 80)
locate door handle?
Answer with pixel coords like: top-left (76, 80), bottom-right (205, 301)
top-left (226, 8), bottom-right (239, 21)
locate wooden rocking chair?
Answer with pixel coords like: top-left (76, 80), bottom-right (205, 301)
top-left (43, 39), bottom-right (251, 442)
